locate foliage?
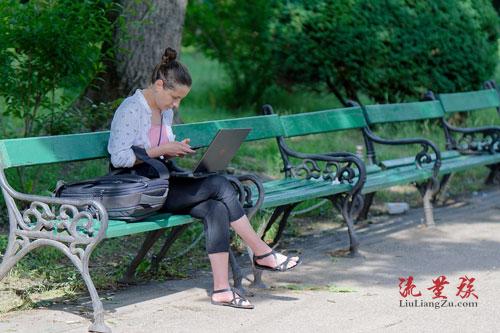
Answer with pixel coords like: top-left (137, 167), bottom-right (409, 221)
top-left (184, 0), bottom-right (498, 106)
top-left (274, 0), bottom-right (499, 103)
top-left (0, 0), bottom-right (115, 137)
top-left (184, 0), bottom-right (279, 108)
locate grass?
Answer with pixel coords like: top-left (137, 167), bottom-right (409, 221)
top-left (1, 48), bottom-right (500, 313)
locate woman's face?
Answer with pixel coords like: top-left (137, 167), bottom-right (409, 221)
top-left (153, 80), bottom-right (191, 111)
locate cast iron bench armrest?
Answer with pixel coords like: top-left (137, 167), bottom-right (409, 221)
top-left (0, 168), bottom-right (109, 243)
top-left (442, 120), bottom-right (500, 154)
top-left (277, 136), bottom-right (366, 195)
top-left (223, 173), bottom-right (264, 219)
top-left (362, 127), bottom-right (442, 180)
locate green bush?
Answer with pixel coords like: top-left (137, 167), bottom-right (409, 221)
top-left (274, 0), bottom-right (499, 104)
top-left (0, 0), bottom-right (114, 137)
top-left (184, 0), bottom-right (279, 108)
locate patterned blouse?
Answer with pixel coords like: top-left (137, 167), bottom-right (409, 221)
top-left (107, 89), bottom-right (175, 168)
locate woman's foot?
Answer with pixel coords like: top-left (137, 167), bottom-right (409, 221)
top-left (211, 287), bottom-right (254, 309)
top-left (253, 251), bottom-right (301, 272)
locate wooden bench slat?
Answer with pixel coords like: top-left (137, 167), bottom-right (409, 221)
top-left (439, 89), bottom-right (500, 114)
top-left (364, 101), bottom-right (444, 124)
top-left (173, 115), bottom-right (285, 148)
top-left (363, 168), bottom-right (434, 193)
top-left (102, 214), bottom-right (194, 239)
top-left (0, 115), bottom-right (285, 168)
top-left (280, 107), bottom-right (366, 137)
top-left (0, 132), bottom-right (110, 168)
top-left (261, 181), bottom-right (352, 208)
top-left (438, 154), bottom-right (500, 174)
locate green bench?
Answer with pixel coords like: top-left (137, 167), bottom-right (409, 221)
top-left (426, 86), bottom-right (500, 198)
top-left (265, 88), bottom-right (498, 233)
top-left (355, 87), bottom-right (500, 217)
top-left (263, 103), bottom-right (443, 230)
top-left (0, 113), bottom-right (366, 333)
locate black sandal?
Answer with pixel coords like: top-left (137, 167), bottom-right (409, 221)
top-left (253, 250), bottom-right (302, 272)
top-left (211, 287), bottom-right (254, 309)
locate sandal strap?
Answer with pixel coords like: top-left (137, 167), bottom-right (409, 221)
top-left (213, 287), bottom-right (249, 306)
top-left (253, 250), bottom-right (276, 260)
top-left (276, 257), bottom-right (293, 271)
top-left (212, 287), bottom-right (232, 294)
top-left (230, 288), bottom-right (248, 306)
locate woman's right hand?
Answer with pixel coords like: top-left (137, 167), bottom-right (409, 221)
top-left (160, 140), bottom-right (196, 158)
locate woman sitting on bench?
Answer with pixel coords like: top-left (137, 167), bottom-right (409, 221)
top-left (108, 47), bottom-right (301, 309)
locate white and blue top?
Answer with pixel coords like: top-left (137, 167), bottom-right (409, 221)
top-left (107, 89), bottom-right (175, 168)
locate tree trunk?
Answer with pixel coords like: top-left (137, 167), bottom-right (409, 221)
top-left (77, 0), bottom-right (187, 107)
top-left (115, 0), bottom-right (188, 96)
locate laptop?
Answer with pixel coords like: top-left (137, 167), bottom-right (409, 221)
top-left (170, 128), bottom-right (251, 178)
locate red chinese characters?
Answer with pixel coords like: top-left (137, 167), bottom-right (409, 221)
top-left (399, 276), bottom-right (422, 298)
top-left (456, 275), bottom-right (478, 299)
top-left (399, 275), bottom-right (478, 300)
top-left (427, 275), bottom-right (450, 299)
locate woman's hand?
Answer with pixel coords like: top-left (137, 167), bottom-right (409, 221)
top-left (160, 139), bottom-right (195, 158)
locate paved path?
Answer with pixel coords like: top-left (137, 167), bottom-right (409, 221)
top-left (1, 188), bottom-right (499, 333)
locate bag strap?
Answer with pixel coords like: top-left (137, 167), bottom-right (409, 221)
top-left (131, 146), bottom-right (170, 179)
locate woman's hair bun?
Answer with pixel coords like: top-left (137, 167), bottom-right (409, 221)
top-left (162, 47), bottom-right (177, 65)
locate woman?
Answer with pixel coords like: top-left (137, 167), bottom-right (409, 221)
top-left (108, 47), bottom-right (300, 309)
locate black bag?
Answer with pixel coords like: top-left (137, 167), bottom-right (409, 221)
top-left (54, 147), bottom-right (169, 222)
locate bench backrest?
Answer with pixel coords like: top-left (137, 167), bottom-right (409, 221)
top-left (438, 89), bottom-right (500, 113)
top-left (279, 107), bottom-right (367, 137)
top-left (437, 89), bottom-right (500, 114)
top-left (363, 100), bottom-right (445, 125)
top-left (0, 115), bottom-right (285, 169)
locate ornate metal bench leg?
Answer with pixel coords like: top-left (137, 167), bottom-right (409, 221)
top-left (328, 194), bottom-right (361, 256)
top-left (356, 193), bottom-right (375, 221)
top-left (270, 204), bottom-right (298, 248)
top-left (82, 262), bottom-right (111, 333)
top-left (228, 248), bottom-right (247, 295)
top-left (417, 180), bottom-right (436, 227)
top-left (485, 163), bottom-right (500, 185)
top-left (433, 174), bottom-right (453, 205)
top-left (1, 240), bottom-right (111, 333)
top-left (0, 231), bottom-right (21, 281)
top-left (121, 229), bottom-right (165, 283)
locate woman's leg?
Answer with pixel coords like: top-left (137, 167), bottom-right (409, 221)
top-left (166, 175), bottom-right (300, 270)
top-left (198, 176), bottom-right (299, 269)
top-left (164, 180), bottom-right (251, 305)
top-left (230, 215), bottom-right (299, 270)
top-left (163, 175), bottom-right (298, 305)
top-left (187, 199), bottom-right (251, 306)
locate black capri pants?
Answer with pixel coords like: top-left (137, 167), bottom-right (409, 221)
top-left (162, 175), bottom-right (246, 254)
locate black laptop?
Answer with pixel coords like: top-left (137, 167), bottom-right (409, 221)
top-left (170, 128), bottom-right (251, 178)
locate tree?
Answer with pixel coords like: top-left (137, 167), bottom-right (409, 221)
top-left (0, 0), bottom-right (112, 137)
top-left (274, 0), bottom-right (499, 104)
top-left (184, 0), bottom-right (278, 108)
top-left (81, 0), bottom-right (188, 108)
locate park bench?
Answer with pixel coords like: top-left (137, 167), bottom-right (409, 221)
top-left (425, 84), bottom-right (500, 199)
top-left (353, 87), bottom-right (500, 218)
top-left (0, 113), bottom-right (366, 333)
top-left (262, 103), bottom-right (443, 232)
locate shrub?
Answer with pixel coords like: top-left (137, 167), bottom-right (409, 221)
top-left (274, 0), bottom-right (499, 104)
top-left (0, 0), bottom-right (114, 137)
top-left (184, 0), bottom-right (279, 108)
